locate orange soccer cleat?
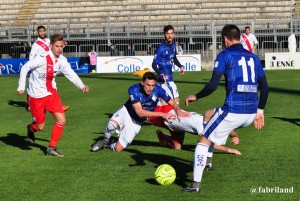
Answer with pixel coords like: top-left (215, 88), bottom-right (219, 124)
top-left (132, 68), bottom-right (150, 77)
top-left (63, 105), bottom-right (70, 111)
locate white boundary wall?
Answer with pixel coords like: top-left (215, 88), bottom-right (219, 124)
top-left (96, 54), bottom-right (201, 73)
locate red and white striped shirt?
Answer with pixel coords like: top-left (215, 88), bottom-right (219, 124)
top-left (18, 51), bottom-right (85, 98)
top-left (29, 37), bottom-right (50, 60)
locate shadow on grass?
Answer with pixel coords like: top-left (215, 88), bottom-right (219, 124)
top-left (271, 117), bottom-right (300, 126)
top-left (0, 133), bottom-right (47, 154)
top-left (125, 148), bottom-right (193, 188)
top-left (8, 100), bottom-right (28, 111)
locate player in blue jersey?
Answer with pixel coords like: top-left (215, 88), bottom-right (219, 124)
top-left (152, 25), bottom-right (185, 104)
top-left (183, 24), bottom-right (269, 192)
top-left (91, 72), bottom-right (188, 153)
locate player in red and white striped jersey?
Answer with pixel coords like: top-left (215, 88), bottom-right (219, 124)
top-left (17, 34), bottom-right (89, 157)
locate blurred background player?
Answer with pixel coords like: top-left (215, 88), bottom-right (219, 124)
top-left (88, 49), bottom-right (97, 73)
top-left (29, 25), bottom-right (70, 111)
top-left (152, 25), bottom-right (185, 104)
top-left (91, 72), bottom-right (189, 153)
top-left (240, 26), bottom-right (258, 53)
top-left (184, 24), bottom-right (269, 192)
top-left (17, 34), bottom-right (89, 157)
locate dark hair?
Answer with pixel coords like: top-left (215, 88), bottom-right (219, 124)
top-left (163, 25), bottom-right (174, 34)
top-left (221, 24), bottom-right (240, 42)
top-left (50, 34), bottom-right (64, 44)
top-left (142, 72), bottom-right (157, 81)
top-left (37, 26), bottom-right (46, 31)
top-left (245, 26), bottom-right (250, 30)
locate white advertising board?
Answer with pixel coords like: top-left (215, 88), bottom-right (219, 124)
top-left (96, 55), bottom-right (201, 73)
top-left (265, 52), bottom-right (300, 70)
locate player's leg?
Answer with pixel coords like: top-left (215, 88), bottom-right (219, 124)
top-left (91, 119), bottom-right (120, 152)
top-left (156, 129), bottom-right (173, 148)
top-left (170, 130), bottom-right (185, 150)
top-left (46, 93), bottom-right (65, 157)
top-left (26, 96), bottom-right (47, 143)
top-left (91, 106), bottom-right (126, 152)
top-left (108, 118), bottom-right (142, 152)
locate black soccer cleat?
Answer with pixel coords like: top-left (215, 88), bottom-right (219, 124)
top-left (27, 124), bottom-right (35, 143)
top-left (183, 182), bottom-right (200, 192)
top-left (46, 147), bottom-right (64, 157)
top-left (91, 140), bottom-right (109, 152)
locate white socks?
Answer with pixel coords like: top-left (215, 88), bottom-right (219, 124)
top-left (193, 143), bottom-right (209, 182)
top-left (104, 121), bottom-right (118, 140)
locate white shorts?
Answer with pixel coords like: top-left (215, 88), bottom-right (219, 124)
top-left (110, 106), bottom-right (142, 148)
top-left (158, 81), bottom-right (179, 99)
top-left (203, 108), bottom-right (256, 145)
top-left (164, 112), bottom-right (204, 135)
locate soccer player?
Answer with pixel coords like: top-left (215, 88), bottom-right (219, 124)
top-left (29, 25), bottom-right (70, 111)
top-left (17, 34), bottom-right (89, 157)
top-left (184, 24), bottom-right (269, 192)
top-left (240, 26), bottom-right (259, 53)
top-left (91, 72), bottom-right (188, 153)
top-left (152, 25), bottom-right (185, 104)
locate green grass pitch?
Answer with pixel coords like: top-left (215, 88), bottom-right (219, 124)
top-left (0, 70), bottom-right (299, 201)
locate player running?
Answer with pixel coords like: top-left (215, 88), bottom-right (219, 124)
top-left (17, 34), bottom-right (89, 157)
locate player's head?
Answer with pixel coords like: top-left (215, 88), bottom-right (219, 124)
top-left (37, 26), bottom-right (47, 39)
top-left (245, 26), bottom-right (251, 35)
top-left (221, 24), bottom-right (240, 49)
top-left (163, 25), bottom-right (175, 44)
top-left (141, 72), bottom-right (157, 95)
top-left (50, 34), bottom-right (65, 59)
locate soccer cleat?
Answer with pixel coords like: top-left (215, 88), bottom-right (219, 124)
top-left (91, 140), bottom-right (109, 152)
top-left (205, 157), bottom-right (213, 171)
top-left (46, 147), bottom-right (64, 157)
top-left (63, 105), bottom-right (70, 111)
top-left (183, 182), bottom-right (200, 192)
top-left (27, 124), bottom-right (35, 143)
top-left (132, 68), bottom-right (150, 77)
top-left (205, 162), bottom-right (213, 171)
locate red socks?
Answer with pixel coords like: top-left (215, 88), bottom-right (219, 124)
top-left (49, 122), bottom-right (65, 147)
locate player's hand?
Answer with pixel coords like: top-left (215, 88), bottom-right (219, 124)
top-left (162, 113), bottom-right (176, 122)
top-left (185, 95), bottom-right (197, 107)
top-left (82, 85), bottom-right (89, 93)
top-left (231, 136), bottom-right (240, 145)
top-left (180, 66), bottom-right (184, 76)
top-left (254, 112), bottom-right (264, 129)
top-left (227, 148), bottom-right (242, 155)
top-left (17, 90), bottom-right (24, 96)
top-left (0, 63), bottom-right (4, 69)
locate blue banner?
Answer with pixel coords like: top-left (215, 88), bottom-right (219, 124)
top-left (0, 57), bottom-right (89, 75)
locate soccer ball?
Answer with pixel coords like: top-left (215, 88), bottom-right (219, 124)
top-left (154, 164), bottom-right (176, 186)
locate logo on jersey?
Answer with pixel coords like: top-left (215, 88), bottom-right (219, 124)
top-left (214, 61), bottom-right (219, 68)
top-left (152, 95), bottom-right (157, 102)
top-left (130, 95), bottom-right (134, 101)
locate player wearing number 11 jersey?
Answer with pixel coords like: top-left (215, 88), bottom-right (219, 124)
top-left (184, 24), bottom-right (269, 193)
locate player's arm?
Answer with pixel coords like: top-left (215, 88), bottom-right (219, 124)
top-left (254, 75), bottom-right (269, 129)
top-left (17, 57), bottom-right (43, 95)
top-left (132, 101), bottom-right (176, 120)
top-left (29, 43), bottom-right (38, 60)
top-left (185, 71), bottom-right (222, 106)
top-left (166, 99), bottom-right (191, 119)
top-left (173, 56), bottom-right (184, 76)
top-left (61, 61), bottom-right (89, 93)
top-left (214, 144), bottom-right (242, 155)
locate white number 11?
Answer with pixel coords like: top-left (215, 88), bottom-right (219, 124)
top-left (238, 57), bottom-right (255, 83)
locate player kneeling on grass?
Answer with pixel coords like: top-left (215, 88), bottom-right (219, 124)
top-left (148, 104), bottom-right (241, 170)
top-left (17, 33), bottom-right (89, 157)
top-left (91, 72), bottom-right (190, 152)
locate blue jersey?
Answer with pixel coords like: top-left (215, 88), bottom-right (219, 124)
top-left (124, 83), bottom-right (171, 123)
top-left (153, 41), bottom-right (177, 82)
top-left (214, 44), bottom-right (266, 114)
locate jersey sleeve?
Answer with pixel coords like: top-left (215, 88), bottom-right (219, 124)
top-left (128, 85), bottom-right (140, 104)
top-left (60, 59), bottom-right (85, 90)
top-left (213, 52), bottom-right (227, 73)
